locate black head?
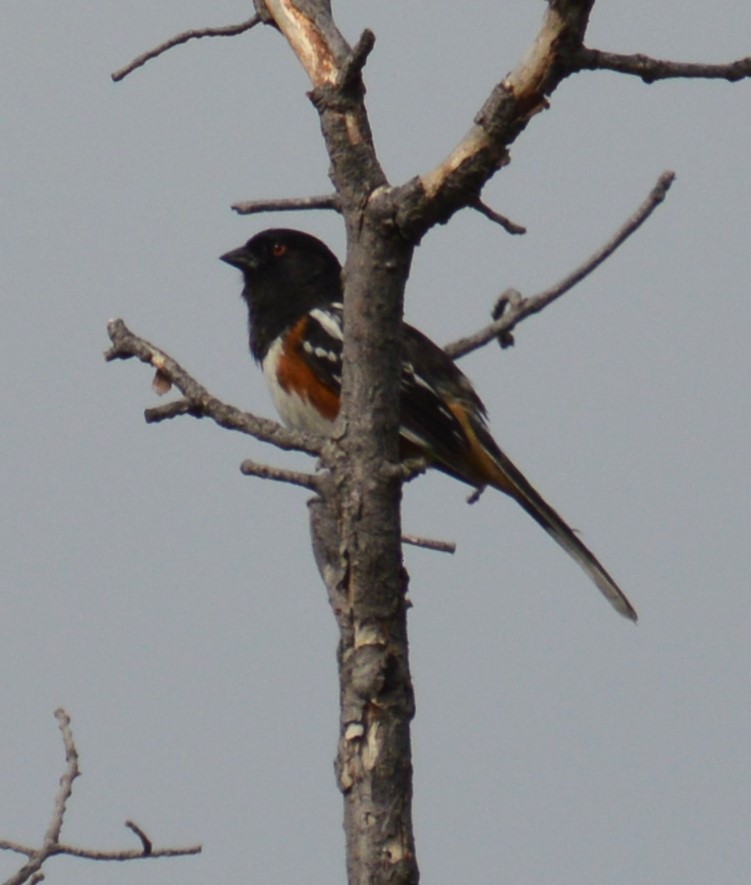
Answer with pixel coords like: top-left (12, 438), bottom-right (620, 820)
top-left (221, 229), bottom-right (342, 361)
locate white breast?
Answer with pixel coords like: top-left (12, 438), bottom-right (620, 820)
top-left (261, 337), bottom-right (336, 435)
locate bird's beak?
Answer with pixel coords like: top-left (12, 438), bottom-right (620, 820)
top-left (219, 247), bottom-right (256, 271)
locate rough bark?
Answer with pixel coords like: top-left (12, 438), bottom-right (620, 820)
top-left (256, 2), bottom-right (594, 882)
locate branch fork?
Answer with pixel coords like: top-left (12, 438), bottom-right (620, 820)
top-left (0, 711), bottom-right (200, 884)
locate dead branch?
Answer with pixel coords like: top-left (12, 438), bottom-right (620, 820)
top-left (145, 398), bottom-right (197, 423)
top-left (470, 199), bottom-right (527, 235)
top-left (1, 837), bottom-right (201, 865)
top-left (339, 29), bottom-right (377, 90)
top-left (47, 709), bottom-right (77, 844)
top-left (240, 457), bottom-right (320, 491)
top-left (445, 170), bottom-right (676, 359)
top-left (112, 15), bottom-right (260, 81)
top-left (0, 711), bottom-right (200, 884)
top-left (105, 318), bottom-right (322, 456)
top-left (572, 47), bottom-right (751, 83)
top-left (393, 0), bottom-right (597, 239)
top-left (402, 534), bottom-right (456, 555)
top-left (232, 193), bottom-right (340, 216)
top-left (260, 1), bottom-right (348, 88)
top-left (124, 820), bottom-right (153, 856)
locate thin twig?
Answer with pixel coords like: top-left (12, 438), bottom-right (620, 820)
top-left (445, 170), bottom-right (676, 359)
top-left (402, 534), bottom-right (456, 555)
top-left (471, 199), bottom-right (526, 235)
top-left (125, 821), bottom-right (152, 857)
top-left (46, 709), bottom-right (80, 846)
top-left (112, 15), bottom-right (261, 82)
top-left (232, 194), bottom-right (341, 216)
top-left (0, 711), bottom-right (201, 884)
top-left (240, 458), bottom-right (320, 491)
top-left (105, 319), bottom-right (322, 456)
top-left (3, 711), bottom-right (82, 884)
top-left (573, 47), bottom-right (751, 84)
top-left (145, 399), bottom-right (197, 423)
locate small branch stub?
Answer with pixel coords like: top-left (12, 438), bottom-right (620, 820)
top-left (125, 820), bottom-right (153, 857)
top-left (402, 534), bottom-right (456, 555)
top-left (471, 198), bottom-right (527, 235)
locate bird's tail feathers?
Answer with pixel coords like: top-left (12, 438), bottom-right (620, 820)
top-left (484, 446), bottom-right (638, 622)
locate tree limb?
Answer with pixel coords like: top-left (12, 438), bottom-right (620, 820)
top-left (470, 199), bottom-right (527, 235)
top-left (232, 193), bottom-right (341, 216)
top-left (572, 47), bottom-right (751, 83)
top-left (240, 458), bottom-right (320, 491)
top-left (445, 170), bottom-right (676, 359)
top-left (0, 711), bottom-right (200, 884)
top-left (105, 318), bottom-right (322, 456)
top-left (393, 0), bottom-right (597, 239)
top-left (0, 838), bottom-right (201, 864)
top-left (402, 534), bottom-right (456, 555)
top-left (124, 820), bottom-right (153, 856)
top-left (144, 398), bottom-right (197, 423)
top-left (112, 16), bottom-right (261, 81)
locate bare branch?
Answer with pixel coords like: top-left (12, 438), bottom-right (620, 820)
top-left (402, 534), bottom-right (456, 555)
top-left (573, 47), bottom-right (751, 83)
top-left (0, 839), bottom-right (34, 858)
top-left (445, 170), bottom-right (676, 359)
top-left (261, 0), bottom-right (388, 214)
top-left (2, 710), bottom-right (81, 885)
top-left (232, 193), bottom-right (340, 216)
top-left (124, 821), bottom-right (152, 857)
top-left (144, 399), bottom-right (197, 423)
top-left (339, 29), bottom-right (376, 90)
top-left (0, 838), bottom-right (201, 864)
top-left (240, 458), bottom-right (320, 491)
top-left (112, 16), bottom-right (261, 82)
top-left (48, 842), bottom-right (200, 862)
top-left (394, 0), bottom-right (597, 239)
top-left (47, 709), bottom-right (79, 846)
top-left (470, 199), bottom-right (526, 235)
top-left (0, 711), bottom-right (200, 883)
top-left (105, 319), bottom-right (322, 456)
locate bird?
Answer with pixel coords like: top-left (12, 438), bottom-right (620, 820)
top-left (220, 228), bottom-right (637, 621)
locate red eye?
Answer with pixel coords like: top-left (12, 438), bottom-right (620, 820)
top-left (271, 242), bottom-right (287, 257)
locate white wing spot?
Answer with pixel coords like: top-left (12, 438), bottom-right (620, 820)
top-left (314, 346), bottom-right (338, 362)
top-left (309, 308), bottom-right (344, 341)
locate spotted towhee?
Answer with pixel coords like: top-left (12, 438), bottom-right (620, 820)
top-left (221, 229), bottom-right (637, 621)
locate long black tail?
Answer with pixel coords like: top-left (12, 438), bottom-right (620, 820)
top-left (485, 443), bottom-right (638, 622)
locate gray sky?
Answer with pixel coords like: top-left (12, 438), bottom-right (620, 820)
top-left (2, 2), bottom-right (750, 883)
